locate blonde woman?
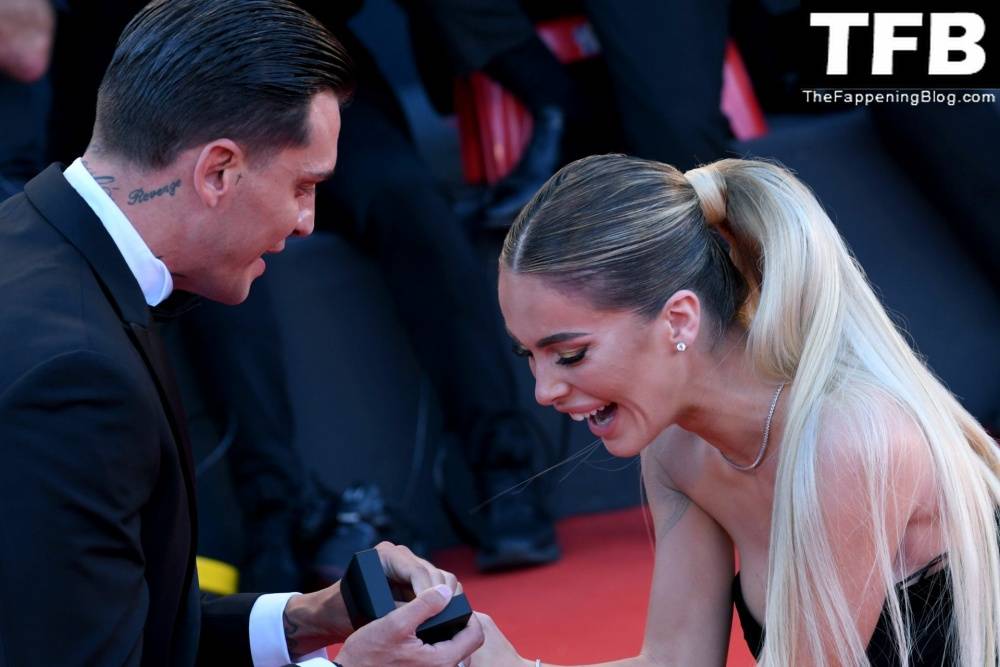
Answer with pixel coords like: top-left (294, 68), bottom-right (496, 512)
top-left (473, 155), bottom-right (1000, 666)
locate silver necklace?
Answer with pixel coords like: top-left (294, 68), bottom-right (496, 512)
top-left (721, 382), bottom-right (786, 471)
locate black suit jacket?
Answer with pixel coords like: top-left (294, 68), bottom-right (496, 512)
top-left (0, 165), bottom-right (261, 666)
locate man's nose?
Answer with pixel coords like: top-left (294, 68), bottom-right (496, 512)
top-left (294, 208), bottom-right (315, 237)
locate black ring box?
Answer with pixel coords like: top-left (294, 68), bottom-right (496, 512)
top-left (340, 548), bottom-right (473, 644)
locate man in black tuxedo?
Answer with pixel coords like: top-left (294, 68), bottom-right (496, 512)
top-left (0, 1), bottom-right (482, 665)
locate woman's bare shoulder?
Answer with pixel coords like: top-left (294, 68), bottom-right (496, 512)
top-left (821, 385), bottom-right (929, 461)
top-left (818, 385), bottom-right (936, 508)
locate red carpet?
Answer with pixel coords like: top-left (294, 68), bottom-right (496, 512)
top-left (432, 507), bottom-right (757, 666)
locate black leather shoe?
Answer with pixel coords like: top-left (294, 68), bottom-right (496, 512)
top-left (484, 106), bottom-right (565, 225)
top-left (301, 483), bottom-right (427, 592)
top-left (475, 466), bottom-right (560, 573)
top-left (436, 412), bottom-right (561, 572)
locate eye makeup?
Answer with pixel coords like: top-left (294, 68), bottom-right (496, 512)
top-left (511, 342), bottom-right (587, 366)
top-left (556, 348), bottom-right (587, 365)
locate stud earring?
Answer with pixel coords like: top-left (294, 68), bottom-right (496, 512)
top-left (675, 341), bottom-right (687, 352)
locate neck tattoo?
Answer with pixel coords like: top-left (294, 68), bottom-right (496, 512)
top-left (81, 159), bottom-right (118, 198)
top-left (127, 179), bottom-right (182, 205)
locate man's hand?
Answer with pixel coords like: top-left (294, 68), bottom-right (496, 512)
top-left (374, 541), bottom-right (462, 601)
top-left (334, 585), bottom-right (485, 667)
top-left (281, 541), bottom-right (468, 658)
top-left (0, 0), bottom-right (55, 82)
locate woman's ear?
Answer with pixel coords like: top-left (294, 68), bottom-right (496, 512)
top-left (658, 289), bottom-right (701, 351)
top-left (192, 139), bottom-right (245, 207)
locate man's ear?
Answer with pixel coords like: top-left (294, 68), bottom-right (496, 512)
top-left (193, 139), bottom-right (245, 207)
top-left (657, 289), bottom-right (702, 350)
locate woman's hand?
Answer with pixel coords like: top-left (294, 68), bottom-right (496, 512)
top-left (471, 612), bottom-right (534, 667)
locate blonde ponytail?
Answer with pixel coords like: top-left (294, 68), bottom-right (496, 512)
top-left (702, 159), bottom-right (1000, 666)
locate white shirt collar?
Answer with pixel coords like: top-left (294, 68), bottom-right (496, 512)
top-left (63, 158), bottom-right (173, 307)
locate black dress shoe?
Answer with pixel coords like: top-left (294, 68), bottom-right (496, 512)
top-left (484, 106), bottom-right (565, 225)
top-left (437, 411), bottom-right (561, 572)
top-left (304, 484), bottom-right (383, 589)
top-left (301, 483), bottom-right (427, 592)
top-left (475, 466), bottom-right (560, 573)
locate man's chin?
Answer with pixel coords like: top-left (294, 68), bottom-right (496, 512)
top-left (219, 290), bottom-right (251, 306)
top-left (225, 261), bottom-right (265, 304)
top-left (230, 277), bottom-right (257, 305)
top-left (177, 265), bottom-right (258, 305)
top-left (200, 279), bottom-right (254, 306)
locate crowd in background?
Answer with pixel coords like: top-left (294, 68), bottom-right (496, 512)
top-left (1, 0), bottom-right (997, 594)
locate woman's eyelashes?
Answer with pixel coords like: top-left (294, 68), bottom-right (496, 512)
top-left (556, 348), bottom-right (588, 366)
top-left (511, 343), bottom-right (587, 366)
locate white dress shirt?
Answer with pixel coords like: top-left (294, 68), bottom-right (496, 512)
top-left (64, 158), bottom-right (173, 306)
top-left (63, 158), bottom-right (330, 667)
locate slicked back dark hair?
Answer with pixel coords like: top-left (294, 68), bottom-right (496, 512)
top-left (94, 0), bottom-right (353, 169)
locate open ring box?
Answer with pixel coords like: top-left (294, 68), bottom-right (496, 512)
top-left (340, 548), bottom-right (473, 644)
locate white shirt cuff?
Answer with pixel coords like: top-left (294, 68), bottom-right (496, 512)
top-left (249, 592), bottom-right (331, 666)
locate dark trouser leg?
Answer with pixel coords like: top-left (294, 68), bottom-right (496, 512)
top-left (404, 0), bottom-right (536, 73)
top-left (404, 0), bottom-right (574, 221)
top-left (583, 0), bottom-right (733, 171)
top-left (318, 86), bottom-right (558, 568)
top-left (319, 90), bottom-right (517, 437)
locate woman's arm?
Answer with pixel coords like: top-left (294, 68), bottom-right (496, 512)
top-left (634, 437), bottom-right (735, 667)
top-left (473, 431), bottom-right (735, 667)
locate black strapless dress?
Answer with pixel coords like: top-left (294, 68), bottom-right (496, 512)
top-left (732, 556), bottom-right (953, 665)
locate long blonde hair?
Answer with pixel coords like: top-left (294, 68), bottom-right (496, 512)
top-left (502, 154), bottom-right (1000, 665)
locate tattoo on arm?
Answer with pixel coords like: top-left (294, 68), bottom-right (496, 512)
top-left (81, 159), bottom-right (119, 197)
top-left (127, 179), bottom-right (182, 205)
top-left (658, 489), bottom-right (692, 537)
top-left (283, 607), bottom-right (300, 655)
